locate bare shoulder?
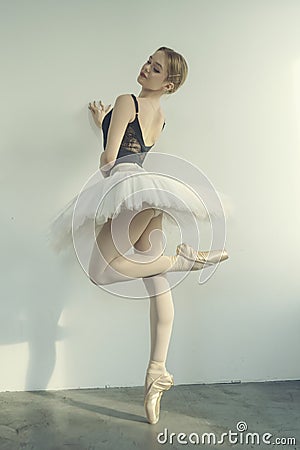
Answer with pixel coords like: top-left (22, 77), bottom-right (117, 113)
top-left (114, 93), bottom-right (134, 105)
top-left (111, 94), bottom-right (135, 122)
top-left (112, 94), bottom-right (134, 117)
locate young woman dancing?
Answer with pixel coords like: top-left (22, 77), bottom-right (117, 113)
top-left (48, 46), bottom-right (229, 425)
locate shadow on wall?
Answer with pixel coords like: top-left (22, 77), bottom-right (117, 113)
top-left (0, 222), bottom-right (77, 391)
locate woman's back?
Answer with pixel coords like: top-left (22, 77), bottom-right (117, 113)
top-left (101, 93), bottom-right (166, 167)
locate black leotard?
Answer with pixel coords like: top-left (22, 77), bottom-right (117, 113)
top-left (101, 93), bottom-right (166, 168)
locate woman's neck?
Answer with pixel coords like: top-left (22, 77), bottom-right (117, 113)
top-left (137, 88), bottom-right (163, 105)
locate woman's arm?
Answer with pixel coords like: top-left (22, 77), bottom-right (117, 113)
top-left (103, 94), bottom-right (134, 165)
top-left (99, 151), bottom-right (112, 178)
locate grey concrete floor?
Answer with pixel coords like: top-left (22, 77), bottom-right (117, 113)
top-left (0, 380), bottom-right (299, 450)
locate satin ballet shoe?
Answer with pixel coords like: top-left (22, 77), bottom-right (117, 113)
top-left (176, 243), bottom-right (229, 267)
top-left (144, 371), bottom-right (174, 424)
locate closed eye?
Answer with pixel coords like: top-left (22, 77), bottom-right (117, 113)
top-left (146, 60), bottom-right (160, 73)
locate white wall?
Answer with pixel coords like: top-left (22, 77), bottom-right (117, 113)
top-left (1, 0), bottom-right (300, 392)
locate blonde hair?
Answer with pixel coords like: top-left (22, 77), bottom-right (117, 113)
top-left (155, 46), bottom-right (188, 95)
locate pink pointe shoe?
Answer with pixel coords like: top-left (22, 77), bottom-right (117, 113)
top-left (144, 371), bottom-right (174, 425)
top-left (176, 243), bottom-right (229, 269)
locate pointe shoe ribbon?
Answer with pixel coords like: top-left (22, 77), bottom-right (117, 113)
top-left (144, 372), bottom-right (174, 425)
top-left (176, 243), bottom-right (229, 266)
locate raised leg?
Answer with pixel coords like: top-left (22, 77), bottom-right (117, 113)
top-left (88, 207), bottom-right (174, 285)
top-left (88, 205), bottom-right (220, 286)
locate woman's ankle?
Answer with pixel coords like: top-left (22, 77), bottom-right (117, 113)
top-left (147, 359), bottom-right (167, 375)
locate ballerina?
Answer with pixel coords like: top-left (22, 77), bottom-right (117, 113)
top-left (48, 46), bottom-right (229, 425)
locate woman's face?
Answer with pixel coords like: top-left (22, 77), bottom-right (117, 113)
top-left (137, 50), bottom-right (172, 93)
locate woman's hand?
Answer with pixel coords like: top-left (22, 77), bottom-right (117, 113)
top-left (88, 100), bottom-right (112, 128)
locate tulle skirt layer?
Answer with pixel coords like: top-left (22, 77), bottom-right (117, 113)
top-left (46, 162), bottom-right (233, 257)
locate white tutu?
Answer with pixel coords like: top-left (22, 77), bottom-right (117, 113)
top-left (46, 160), bottom-right (234, 263)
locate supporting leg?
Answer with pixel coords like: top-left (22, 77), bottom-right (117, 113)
top-left (133, 213), bottom-right (175, 425)
top-left (145, 275), bottom-right (174, 363)
top-left (133, 212), bottom-right (174, 363)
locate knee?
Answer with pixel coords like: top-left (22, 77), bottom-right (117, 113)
top-left (89, 274), bottom-right (111, 286)
top-left (88, 273), bottom-right (103, 286)
top-left (89, 276), bottom-right (98, 286)
top-left (88, 269), bottom-right (109, 286)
